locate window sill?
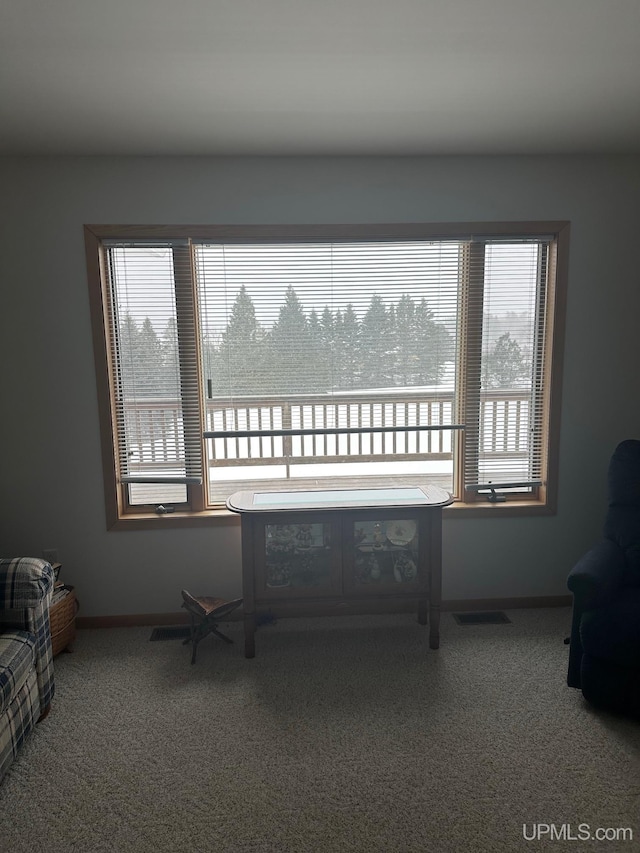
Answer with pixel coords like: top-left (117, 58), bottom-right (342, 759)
top-left (109, 507), bottom-right (240, 531)
top-left (109, 497), bottom-right (554, 529)
top-left (444, 499), bottom-right (555, 518)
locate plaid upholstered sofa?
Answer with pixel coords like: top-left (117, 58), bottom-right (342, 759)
top-left (0, 557), bottom-right (55, 782)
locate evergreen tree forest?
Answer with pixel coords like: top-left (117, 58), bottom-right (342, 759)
top-left (208, 285), bottom-right (459, 395)
top-left (118, 286), bottom-right (529, 398)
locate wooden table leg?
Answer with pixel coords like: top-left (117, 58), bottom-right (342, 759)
top-left (428, 507), bottom-right (442, 649)
top-left (429, 604), bottom-right (440, 649)
top-left (244, 611), bottom-right (256, 658)
top-left (241, 517), bottom-right (256, 658)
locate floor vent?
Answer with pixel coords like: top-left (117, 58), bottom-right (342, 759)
top-left (149, 626), bottom-right (191, 642)
top-left (452, 611), bottom-right (511, 626)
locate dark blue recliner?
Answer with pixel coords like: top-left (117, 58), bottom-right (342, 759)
top-left (567, 439), bottom-right (640, 716)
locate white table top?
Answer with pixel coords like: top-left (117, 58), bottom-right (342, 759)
top-left (227, 484), bottom-right (453, 513)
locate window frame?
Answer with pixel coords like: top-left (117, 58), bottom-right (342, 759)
top-left (85, 222), bottom-right (569, 529)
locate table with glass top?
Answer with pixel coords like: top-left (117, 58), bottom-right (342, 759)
top-left (227, 485), bottom-right (453, 658)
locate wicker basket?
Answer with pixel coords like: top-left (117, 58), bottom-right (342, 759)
top-left (50, 586), bottom-right (78, 656)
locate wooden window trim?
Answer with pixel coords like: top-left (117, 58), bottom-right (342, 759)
top-left (85, 221), bottom-right (569, 530)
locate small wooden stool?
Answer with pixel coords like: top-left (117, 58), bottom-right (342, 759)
top-left (181, 590), bottom-right (243, 664)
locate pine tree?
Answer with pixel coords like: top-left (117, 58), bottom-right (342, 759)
top-left (307, 308), bottom-right (331, 392)
top-left (267, 286), bottom-right (312, 393)
top-left (160, 317), bottom-right (181, 397)
top-left (484, 332), bottom-right (528, 388)
top-left (118, 313), bottom-right (166, 397)
top-left (359, 294), bottom-right (392, 388)
top-left (216, 285), bottom-right (265, 395)
top-left (224, 285), bottom-right (259, 345)
top-left (138, 318), bottom-right (163, 395)
top-left (413, 298), bottom-right (454, 385)
top-left (117, 311), bottom-right (140, 398)
top-left (333, 305), bottom-right (360, 389)
top-left (393, 293), bottom-right (417, 385)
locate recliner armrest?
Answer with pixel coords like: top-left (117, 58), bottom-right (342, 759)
top-left (566, 539), bottom-right (627, 689)
top-left (0, 557), bottom-right (56, 714)
top-left (567, 539), bottom-right (626, 609)
top-left (0, 557), bottom-right (55, 611)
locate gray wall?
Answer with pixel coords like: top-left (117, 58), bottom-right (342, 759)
top-left (1, 155), bottom-right (638, 617)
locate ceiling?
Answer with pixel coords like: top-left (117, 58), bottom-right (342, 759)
top-left (2, 0), bottom-right (640, 156)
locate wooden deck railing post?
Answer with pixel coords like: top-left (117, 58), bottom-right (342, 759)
top-left (282, 400), bottom-right (292, 479)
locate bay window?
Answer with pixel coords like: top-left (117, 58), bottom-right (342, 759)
top-left (85, 222), bottom-right (568, 527)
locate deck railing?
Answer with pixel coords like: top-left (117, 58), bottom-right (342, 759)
top-left (122, 389), bottom-right (532, 481)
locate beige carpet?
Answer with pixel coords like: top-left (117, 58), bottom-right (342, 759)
top-left (1, 608), bottom-right (639, 853)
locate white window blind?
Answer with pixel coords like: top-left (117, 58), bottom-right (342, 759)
top-left (194, 241), bottom-right (463, 501)
top-left (105, 243), bottom-right (202, 506)
top-left (462, 238), bottom-right (551, 496)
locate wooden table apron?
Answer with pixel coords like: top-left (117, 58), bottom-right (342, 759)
top-left (227, 486), bottom-right (452, 658)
